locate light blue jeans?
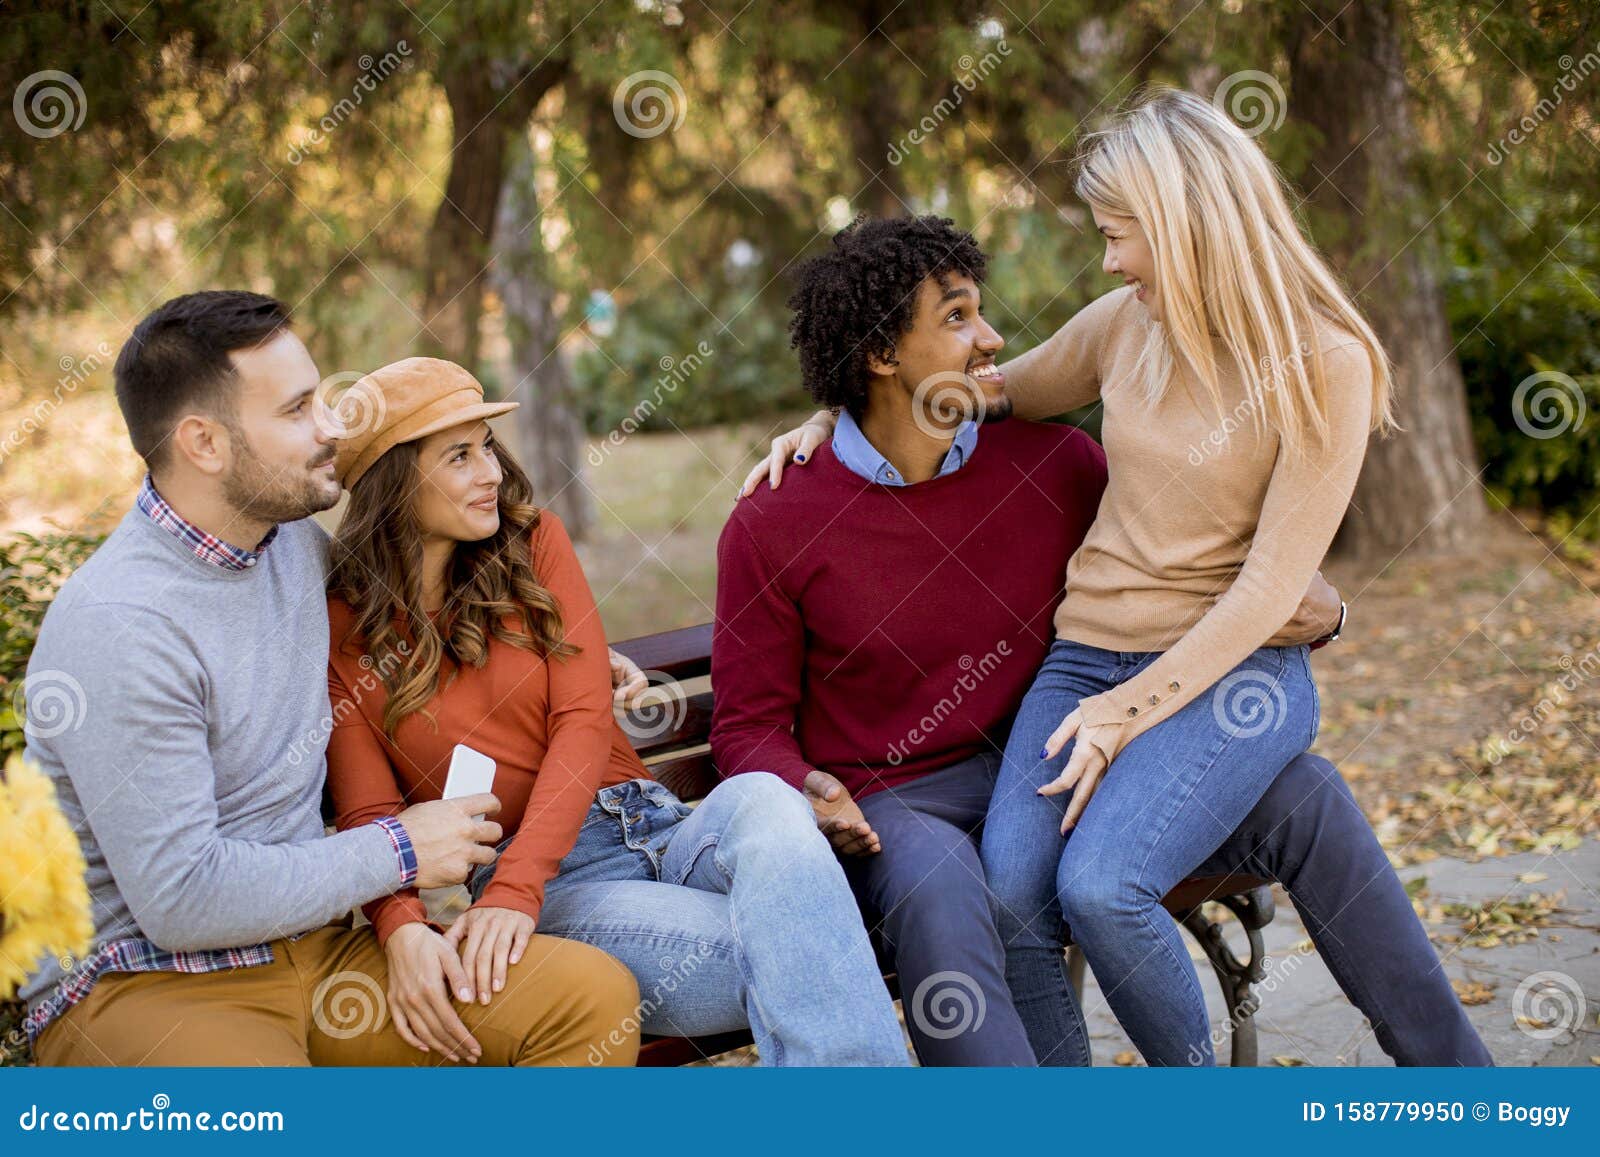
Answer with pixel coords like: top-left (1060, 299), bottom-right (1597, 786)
top-left (981, 639), bottom-right (1319, 1066)
top-left (468, 772), bottom-right (908, 1066)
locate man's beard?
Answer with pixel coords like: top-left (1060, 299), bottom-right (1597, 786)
top-left (221, 425), bottom-right (340, 526)
top-left (978, 390), bottom-right (1013, 425)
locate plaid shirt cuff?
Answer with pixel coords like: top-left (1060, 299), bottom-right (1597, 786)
top-left (373, 816), bottom-right (418, 888)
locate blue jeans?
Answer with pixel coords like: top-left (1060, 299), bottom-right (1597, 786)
top-left (844, 752), bottom-right (1056, 1066)
top-left (982, 640), bottom-right (1321, 1066)
top-left (468, 772), bottom-right (908, 1067)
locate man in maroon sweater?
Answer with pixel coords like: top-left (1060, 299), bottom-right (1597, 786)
top-left (713, 216), bottom-right (1365, 1066)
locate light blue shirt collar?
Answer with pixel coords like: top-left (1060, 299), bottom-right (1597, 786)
top-left (831, 409), bottom-right (978, 486)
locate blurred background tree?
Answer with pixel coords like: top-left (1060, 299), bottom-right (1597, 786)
top-left (1, 0), bottom-right (1596, 553)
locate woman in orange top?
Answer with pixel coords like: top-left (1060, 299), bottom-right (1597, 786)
top-left (322, 358), bottom-right (906, 1067)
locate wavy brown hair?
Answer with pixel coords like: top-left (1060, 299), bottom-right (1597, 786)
top-left (327, 437), bottom-right (576, 738)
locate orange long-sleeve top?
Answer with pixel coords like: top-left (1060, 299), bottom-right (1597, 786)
top-left (325, 510), bottom-right (650, 945)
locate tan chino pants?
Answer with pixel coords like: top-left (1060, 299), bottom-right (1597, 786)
top-left (33, 924), bottom-right (640, 1067)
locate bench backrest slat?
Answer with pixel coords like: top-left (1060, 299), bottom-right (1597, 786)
top-left (613, 628), bottom-right (720, 804)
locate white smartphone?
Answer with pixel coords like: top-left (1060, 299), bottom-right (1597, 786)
top-left (443, 743), bottom-right (496, 819)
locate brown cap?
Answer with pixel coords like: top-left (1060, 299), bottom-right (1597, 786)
top-left (331, 357), bottom-right (518, 490)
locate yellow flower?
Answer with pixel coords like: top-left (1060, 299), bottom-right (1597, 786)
top-left (0, 754), bottom-right (93, 998)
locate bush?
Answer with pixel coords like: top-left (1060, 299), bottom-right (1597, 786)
top-left (0, 529), bottom-right (104, 1065)
top-left (1, 530), bottom-right (105, 759)
top-left (1449, 206), bottom-right (1600, 540)
top-left (573, 285), bottom-right (801, 434)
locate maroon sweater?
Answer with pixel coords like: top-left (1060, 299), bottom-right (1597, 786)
top-left (711, 418), bottom-right (1107, 800)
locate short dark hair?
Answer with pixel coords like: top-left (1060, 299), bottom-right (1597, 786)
top-left (787, 215), bottom-right (988, 417)
top-left (113, 290), bottom-right (292, 471)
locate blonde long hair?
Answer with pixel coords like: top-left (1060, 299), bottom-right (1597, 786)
top-left (1074, 87), bottom-right (1395, 455)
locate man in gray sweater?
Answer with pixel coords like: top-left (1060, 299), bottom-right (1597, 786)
top-left (20, 291), bottom-right (639, 1066)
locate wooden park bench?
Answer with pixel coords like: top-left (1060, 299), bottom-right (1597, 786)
top-left (612, 623), bottom-right (1278, 1067)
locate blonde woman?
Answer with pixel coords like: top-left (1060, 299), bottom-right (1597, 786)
top-left (744, 88), bottom-right (1489, 1066)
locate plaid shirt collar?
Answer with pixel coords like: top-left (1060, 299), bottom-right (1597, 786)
top-left (135, 474), bottom-right (278, 571)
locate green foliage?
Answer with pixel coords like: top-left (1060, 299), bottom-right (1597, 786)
top-left (1, 996), bottom-right (26, 1066)
top-left (573, 278), bottom-right (799, 432)
top-left (1445, 147), bottom-right (1600, 535)
top-left (4, 0), bottom-right (1598, 536)
top-left (0, 531), bottom-right (106, 759)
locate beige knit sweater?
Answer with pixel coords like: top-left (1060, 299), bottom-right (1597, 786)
top-left (1000, 286), bottom-right (1374, 762)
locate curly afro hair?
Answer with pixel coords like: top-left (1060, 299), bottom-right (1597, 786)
top-left (787, 215), bottom-right (988, 417)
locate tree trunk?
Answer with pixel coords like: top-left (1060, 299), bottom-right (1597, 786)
top-left (490, 135), bottom-right (594, 541)
top-left (1285, 0), bottom-right (1487, 558)
top-left (850, 68), bottom-right (911, 216)
top-left (420, 74), bottom-right (510, 369)
top-left (421, 58), bottom-right (568, 370)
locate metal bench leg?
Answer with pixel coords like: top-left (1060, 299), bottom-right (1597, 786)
top-left (1177, 885), bottom-right (1275, 1067)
